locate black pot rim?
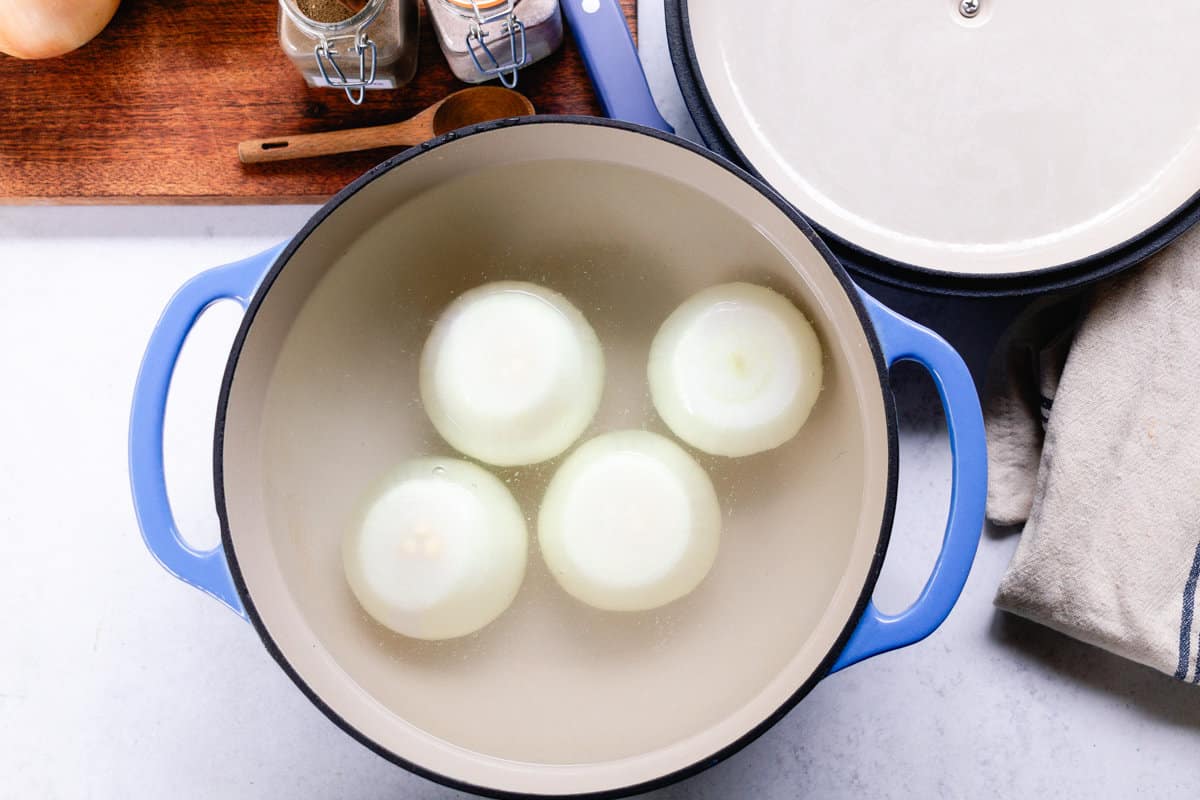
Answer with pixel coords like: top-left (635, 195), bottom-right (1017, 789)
top-left (665, 0), bottom-right (1200, 298)
top-left (213, 115), bottom-right (901, 799)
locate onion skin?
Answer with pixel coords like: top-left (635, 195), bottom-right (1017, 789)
top-left (0, 0), bottom-right (121, 60)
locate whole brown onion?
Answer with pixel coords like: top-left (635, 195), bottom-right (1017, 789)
top-left (0, 0), bottom-right (121, 59)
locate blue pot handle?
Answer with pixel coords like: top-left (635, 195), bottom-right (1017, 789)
top-left (128, 245), bottom-right (284, 618)
top-left (830, 290), bottom-right (987, 672)
top-left (560, 0), bottom-right (674, 133)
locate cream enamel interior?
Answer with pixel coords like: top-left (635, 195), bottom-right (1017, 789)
top-left (219, 123), bottom-right (892, 796)
top-left (686, 0), bottom-right (1200, 276)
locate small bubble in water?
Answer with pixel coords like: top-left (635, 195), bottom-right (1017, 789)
top-left (432, 465), bottom-right (446, 476)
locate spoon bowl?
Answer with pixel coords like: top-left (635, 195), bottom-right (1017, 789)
top-left (431, 86), bottom-right (536, 135)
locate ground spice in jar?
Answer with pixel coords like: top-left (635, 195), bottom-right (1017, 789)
top-left (278, 0), bottom-right (419, 97)
top-left (427, 0), bottom-right (562, 84)
top-left (296, 0), bottom-right (359, 23)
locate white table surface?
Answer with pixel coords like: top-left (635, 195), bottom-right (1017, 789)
top-left (2, 5), bottom-right (1198, 797)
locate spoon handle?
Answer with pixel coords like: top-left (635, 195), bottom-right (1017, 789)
top-left (238, 122), bottom-right (413, 164)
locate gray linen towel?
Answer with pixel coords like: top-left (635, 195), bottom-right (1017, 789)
top-left (985, 228), bottom-right (1200, 682)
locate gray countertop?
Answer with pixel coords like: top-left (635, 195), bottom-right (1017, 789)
top-left (1, 5), bottom-right (1197, 796)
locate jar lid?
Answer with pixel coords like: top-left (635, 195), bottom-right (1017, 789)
top-left (674, 0), bottom-right (1200, 289)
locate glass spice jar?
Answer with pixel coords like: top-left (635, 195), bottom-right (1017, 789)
top-left (278, 0), bottom-right (420, 104)
top-left (427, 0), bottom-right (562, 88)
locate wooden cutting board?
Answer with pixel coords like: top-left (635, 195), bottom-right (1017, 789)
top-left (0, 0), bottom-right (635, 204)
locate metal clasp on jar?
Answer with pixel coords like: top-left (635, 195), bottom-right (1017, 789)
top-left (315, 32), bottom-right (379, 105)
top-left (454, 0), bottom-right (528, 88)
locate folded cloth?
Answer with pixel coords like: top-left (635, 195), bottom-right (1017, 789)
top-left (985, 228), bottom-right (1200, 682)
top-left (984, 295), bottom-right (1082, 527)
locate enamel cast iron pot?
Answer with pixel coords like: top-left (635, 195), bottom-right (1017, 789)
top-left (130, 117), bottom-right (986, 798)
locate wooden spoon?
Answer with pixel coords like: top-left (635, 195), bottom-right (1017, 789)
top-left (238, 87), bottom-right (535, 164)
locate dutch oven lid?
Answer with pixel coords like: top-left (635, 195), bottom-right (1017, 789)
top-left (669, 0), bottom-right (1200, 294)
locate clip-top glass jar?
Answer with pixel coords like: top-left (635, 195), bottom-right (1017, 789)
top-left (279, 0), bottom-right (420, 105)
top-left (428, 0), bottom-right (562, 88)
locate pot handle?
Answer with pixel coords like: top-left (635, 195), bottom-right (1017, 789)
top-left (829, 290), bottom-right (986, 672)
top-left (128, 245), bottom-right (284, 618)
top-left (560, 0), bottom-right (674, 133)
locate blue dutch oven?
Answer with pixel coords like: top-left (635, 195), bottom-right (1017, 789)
top-left (130, 14), bottom-right (985, 795)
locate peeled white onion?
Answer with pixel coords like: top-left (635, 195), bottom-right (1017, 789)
top-left (538, 430), bottom-right (721, 611)
top-left (343, 458), bottom-right (528, 640)
top-left (0, 0), bottom-right (121, 59)
top-left (648, 282), bottom-right (823, 458)
top-left (420, 281), bottom-right (604, 467)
